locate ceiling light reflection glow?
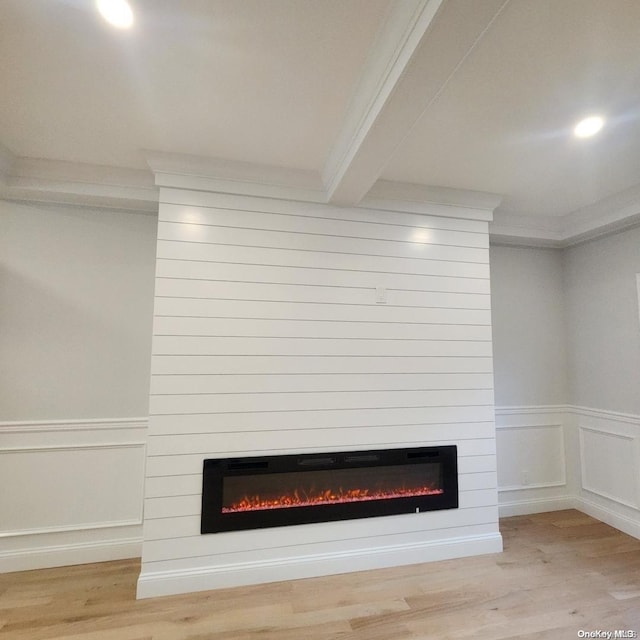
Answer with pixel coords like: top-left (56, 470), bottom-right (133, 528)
top-left (411, 229), bottom-right (431, 243)
top-left (97, 0), bottom-right (134, 28)
top-left (573, 116), bottom-right (604, 138)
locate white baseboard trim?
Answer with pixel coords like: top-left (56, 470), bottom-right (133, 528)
top-left (136, 532), bottom-right (504, 599)
top-left (575, 496), bottom-right (640, 540)
top-left (498, 496), bottom-right (575, 517)
top-left (0, 536), bottom-right (142, 573)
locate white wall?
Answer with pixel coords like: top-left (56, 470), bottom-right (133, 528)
top-left (490, 244), bottom-right (568, 407)
top-left (0, 200), bottom-right (157, 571)
top-left (0, 200), bottom-right (157, 420)
top-left (3, 194), bottom-right (637, 577)
top-left (489, 228), bottom-right (640, 536)
top-left (137, 188), bottom-right (502, 597)
top-left (489, 244), bottom-right (573, 516)
top-left (563, 226), bottom-right (640, 538)
top-left (563, 226), bottom-right (640, 415)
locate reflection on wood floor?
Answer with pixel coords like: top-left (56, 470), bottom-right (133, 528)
top-left (1, 510), bottom-right (639, 639)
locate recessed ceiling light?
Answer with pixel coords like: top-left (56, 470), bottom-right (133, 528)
top-left (573, 115), bottom-right (604, 138)
top-left (97, 0), bottom-right (134, 29)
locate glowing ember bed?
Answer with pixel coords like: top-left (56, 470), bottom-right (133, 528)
top-left (201, 446), bottom-right (458, 533)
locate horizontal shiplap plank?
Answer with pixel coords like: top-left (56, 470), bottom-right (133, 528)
top-left (147, 421), bottom-right (491, 457)
top-left (151, 336), bottom-right (493, 358)
top-left (148, 410), bottom-right (495, 436)
top-left (158, 190), bottom-right (490, 234)
top-left (150, 373), bottom-right (495, 395)
top-left (141, 507), bottom-right (498, 564)
top-left (149, 389), bottom-right (494, 417)
top-left (151, 355), bottom-right (493, 376)
top-left (155, 259), bottom-right (491, 294)
top-left (160, 204), bottom-right (489, 249)
top-left (157, 222), bottom-right (490, 265)
top-left (153, 298), bottom-right (492, 325)
top-left (142, 518), bottom-right (499, 571)
top-left (459, 471), bottom-right (497, 491)
top-left (144, 514), bottom-right (199, 540)
top-left (152, 317), bottom-right (492, 341)
top-left (462, 454), bottom-right (498, 474)
top-left (156, 241), bottom-right (491, 279)
top-left (154, 279), bottom-right (491, 309)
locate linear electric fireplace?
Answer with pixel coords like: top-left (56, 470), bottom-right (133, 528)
top-left (201, 445), bottom-right (458, 534)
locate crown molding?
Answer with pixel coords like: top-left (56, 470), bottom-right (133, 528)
top-left (560, 182), bottom-right (640, 246)
top-left (490, 184), bottom-right (640, 247)
top-left (3, 151), bottom-right (639, 245)
top-left (360, 179), bottom-right (499, 221)
top-left (145, 152), bottom-right (499, 222)
top-left (145, 150), bottom-right (326, 203)
top-left (0, 157), bottom-right (158, 213)
top-left (490, 211), bottom-right (564, 248)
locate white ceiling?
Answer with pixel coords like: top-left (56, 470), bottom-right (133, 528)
top-left (2, 0), bottom-right (640, 242)
top-left (0, 0), bottom-right (390, 170)
top-left (383, 0), bottom-right (640, 218)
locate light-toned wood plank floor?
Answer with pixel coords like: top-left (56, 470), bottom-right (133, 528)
top-left (1, 510), bottom-right (639, 639)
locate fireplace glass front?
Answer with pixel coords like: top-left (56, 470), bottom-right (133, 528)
top-left (201, 445), bottom-right (458, 533)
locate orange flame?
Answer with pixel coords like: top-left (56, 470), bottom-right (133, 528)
top-left (222, 485), bottom-right (443, 513)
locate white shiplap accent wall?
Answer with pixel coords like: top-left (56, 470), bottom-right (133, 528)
top-left (137, 189), bottom-right (502, 598)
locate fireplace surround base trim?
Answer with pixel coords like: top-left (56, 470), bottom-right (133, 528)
top-left (136, 529), bottom-right (503, 598)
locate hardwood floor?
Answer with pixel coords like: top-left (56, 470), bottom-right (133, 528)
top-left (1, 511), bottom-right (639, 639)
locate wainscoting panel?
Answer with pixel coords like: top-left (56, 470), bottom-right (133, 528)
top-left (495, 406), bottom-right (573, 516)
top-left (579, 427), bottom-right (638, 508)
top-left (0, 419), bottom-right (146, 573)
top-left (571, 406), bottom-right (640, 538)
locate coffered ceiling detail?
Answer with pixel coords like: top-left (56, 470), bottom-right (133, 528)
top-left (2, 0), bottom-right (640, 244)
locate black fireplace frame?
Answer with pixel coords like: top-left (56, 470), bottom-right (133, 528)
top-left (201, 445), bottom-right (458, 534)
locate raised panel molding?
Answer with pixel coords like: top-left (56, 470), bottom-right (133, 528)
top-left (494, 407), bottom-right (566, 494)
top-left (578, 425), bottom-right (640, 510)
top-left (0, 418), bottom-right (147, 573)
top-left (495, 406), bottom-right (640, 531)
top-left (570, 404), bottom-right (640, 540)
top-left (495, 405), bottom-right (573, 518)
top-left (3, 407), bottom-right (639, 576)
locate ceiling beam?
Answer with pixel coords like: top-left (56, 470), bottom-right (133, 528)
top-left (323, 0), bottom-right (510, 207)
